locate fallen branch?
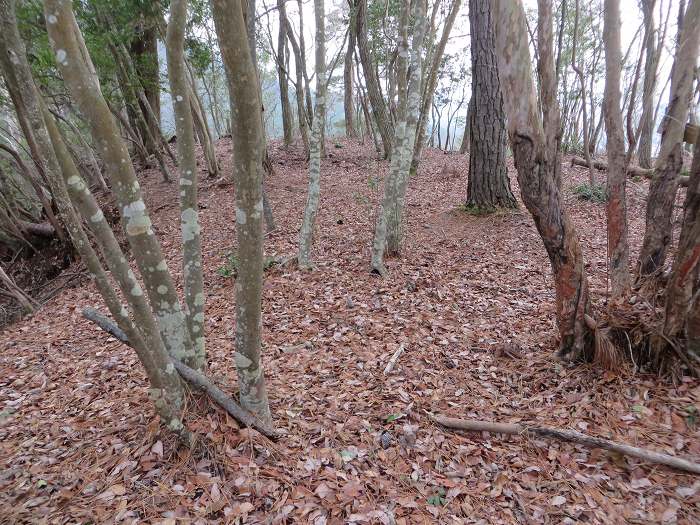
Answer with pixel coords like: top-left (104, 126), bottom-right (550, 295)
top-left (384, 344), bottom-right (406, 374)
top-left (571, 156), bottom-right (689, 188)
top-left (82, 307), bottom-right (281, 439)
top-left (432, 415), bottom-right (700, 475)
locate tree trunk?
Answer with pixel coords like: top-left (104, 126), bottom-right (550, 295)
top-left (602, 0), bottom-right (631, 299)
top-left (370, 0), bottom-right (429, 274)
top-left (355, 0), bottom-right (394, 158)
top-left (495, 0), bottom-right (594, 359)
top-left (278, 0), bottom-right (310, 156)
top-left (664, 134), bottom-right (700, 342)
top-left (212, 0), bottom-right (272, 425)
top-left (167, 0), bottom-right (206, 367)
top-left (413, 0), bottom-right (463, 171)
top-left (130, 23), bottom-right (161, 154)
top-left (45, 0), bottom-right (199, 369)
top-left (571, 0), bottom-right (594, 185)
top-left (639, 0), bottom-right (700, 277)
top-left (638, 0), bottom-right (658, 168)
top-left (298, 0), bottom-right (327, 269)
top-left (466, 0), bottom-right (516, 211)
top-left (276, 0), bottom-right (294, 146)
top-left (344, 0), bottom-right (357, 138)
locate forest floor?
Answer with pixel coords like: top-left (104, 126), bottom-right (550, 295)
top-left (1, 138), bottom-right (699, 524)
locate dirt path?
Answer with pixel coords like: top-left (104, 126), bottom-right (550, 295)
top-left (1, 139), bottom-right (698, 523)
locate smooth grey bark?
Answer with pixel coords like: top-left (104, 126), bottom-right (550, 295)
top-left (603, 0), bottom-right (632, 299)
top-left (212, 0), bottom-right (272, 425)
top-left (167, 0), bottom-right (206, 365)
top-left (344, 0), bottom-right (357, 138)
top-left (639, 0), bottom-right (700, 277)
top-left (43, 104), bottom-right (190, 440)
top-left (384, 0), bottom-right (428, 256)
top-left (371, 0), bottom-right (429, 274)
top-left (278, 0), bottom-right (310, 155)
top-left (370, 1), bottom-right (411, 275)
top-left (466, 0), bottom-right (516, 211)
top-left (44, 0), bottom-right (200, 369)
top-left (413, 0), bottom-right (463, 171)
top-left (571, 0), bottom-right (594, 185)
top-left (298, 0), bottom-right (327, 268)
top-left (276, 0), bottom-right (294, 146)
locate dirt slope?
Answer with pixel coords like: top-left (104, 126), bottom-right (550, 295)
top-left (1, 139), bottom-right (698, 523)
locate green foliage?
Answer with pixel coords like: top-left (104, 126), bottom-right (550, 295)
top-left (427, 488), bottom-right (446, 506)
top-left (458, 203), bottom-right (496, 216)
top-left (573, 182), bottom-right (607, 203)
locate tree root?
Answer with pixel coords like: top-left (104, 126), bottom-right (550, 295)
top-left (82, 307), bottom-right (282, 439)
top-left (432, 414), bottom-right (700, 475)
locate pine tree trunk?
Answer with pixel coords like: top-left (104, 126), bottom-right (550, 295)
top-left (298, 0), bottom-right (326, 269)
top-left (212, 0), bottom-right (272, 425)
top-left (495, 0), bottom-right (594, 359)
top-left (167, 0), bottom-right (206, 367)
top-left (44, 0), bottom-right (199, 369)
top-left (639, 0), bottom-right (700, 277)
top-left (466, 0), bottom-right (516, 211)
top-left (602, 0), bottom-right (631, 298)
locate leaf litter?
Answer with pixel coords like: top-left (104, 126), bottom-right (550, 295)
top-left (0, 138), bottom-right (698, 523)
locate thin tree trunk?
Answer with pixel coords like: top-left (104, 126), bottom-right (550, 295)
top-left (298, 0), bottom-right (327, 269)
top-left (639, 0), bottom-right (700, 277)
top-left (278, 0), bottom-right (310, 155)
top-left (371, 0), bottom-right (429, 273)
top-left (344, 0), bottom-right (357, 138)
top-left (212, 0), bottom-right (272, 425)
top-left (466, 0), bottom-right (516, 211)
top-left (45, 0), bottom-right (199, 368)
top-left (413, 0), bottom-right (463, 171)
top-left (602, 0), bottom-right (631, 299)
top-left (167, 0), bottom-right (206, 367)
top-left (355, 0), bottom-right (394, 158)
top-left (277, 0), bottom-right (294, 146)
top-left (638, 0), bottom-right (658, 168)
top-left (664, 134), bottom-right (700, 341)
top-left (495, 0), bottom-right (594, 359)
top-left (571, 0), bottom-right (594, 185)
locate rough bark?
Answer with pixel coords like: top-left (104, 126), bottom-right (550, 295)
top-left (413, 0), bottom-right (463, 170)
top-left (44, 0), bottom-right (199, 368)
top-left (212, 0), bottom-right (272, 425)
top-left (130, 23), bottom-right (161, 150)
top-left (494, 0), bottom-right (594, 359)
top-left (639, 0), bottom-right (700, 277)
top-left (355, 0), bottom-right (394, 158)
top-left (297, 0), bottom-right (327, 269)
top-left (602, 0), bottom-right (632, 298)
top-left (664, 134), bottom-right (700, 341)
top-left (167, 0), bottom-right (206, 366)
top-left (466, 0), bottom-right (516, 211)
